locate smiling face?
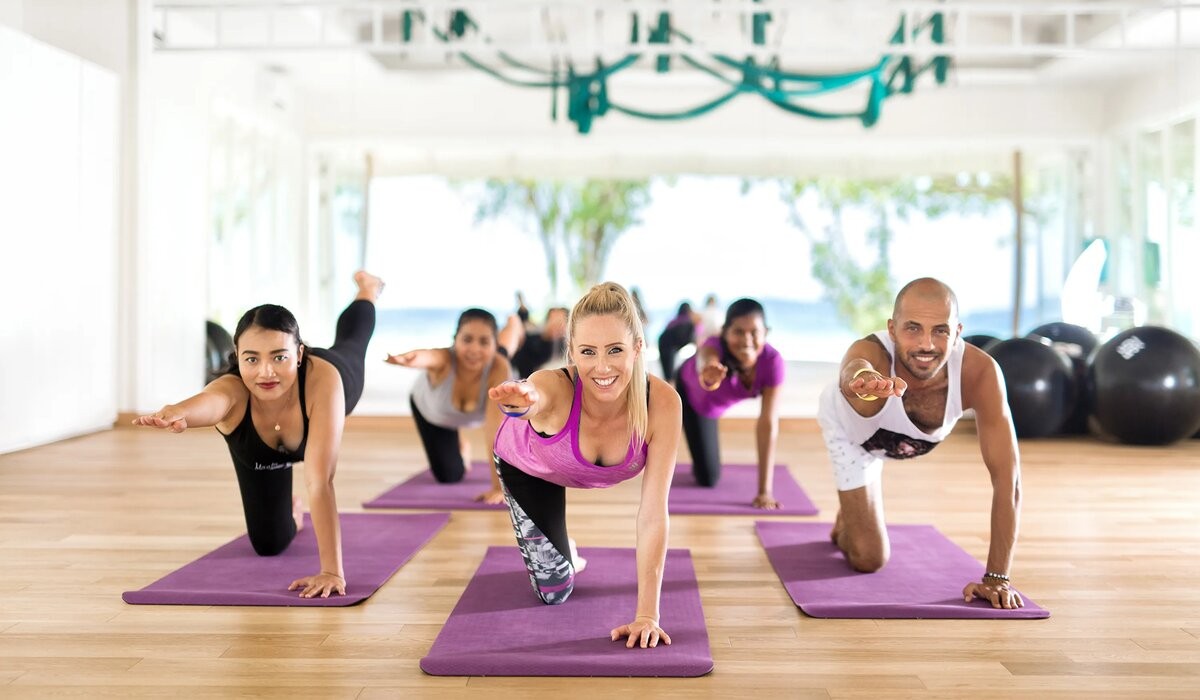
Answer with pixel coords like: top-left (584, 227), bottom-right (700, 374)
top-left (570, 313), bottom-right (639, 404)
top-left (236, 325), bottom-right (303, 400)
top-left (887, 293), bottom-right (961, 382)
top-left (722, 313), bottom-right (767, 369)
top-left (454, 318), bottom-right (497, 373)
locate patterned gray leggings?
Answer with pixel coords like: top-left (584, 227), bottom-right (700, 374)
top-left (494, 455), bottom-right (576, 605)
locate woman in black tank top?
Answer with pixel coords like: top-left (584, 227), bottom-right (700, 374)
top-left (133, 271), bottom-right (383, 599)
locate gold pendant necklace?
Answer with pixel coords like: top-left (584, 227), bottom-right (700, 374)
top-left (264, 390), bottom-right (294, 433)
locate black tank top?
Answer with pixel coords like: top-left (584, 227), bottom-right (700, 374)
top-left (218, 359), bottom-right (311, 473)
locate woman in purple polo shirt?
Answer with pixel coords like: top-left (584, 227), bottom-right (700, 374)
top-left (488, 282), bottom-right (681, 649)
top-left (676, 298), bottom-right (784, 509)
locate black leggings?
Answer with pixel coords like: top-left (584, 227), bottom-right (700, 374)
top-left (676, 376), bottom-right (722, 487)
top-left (657, 322), bottom-right (695, 382)
top-left (309, 299), bottom-right (375, 415)
top-left (234, 463), bottom-right (296, 556)
top-left (410, 397), bottom-right (466, 483)
top-left (235, 299), bottom-right (375, 555)
top-left (494, 456), bottom-right (576, 605)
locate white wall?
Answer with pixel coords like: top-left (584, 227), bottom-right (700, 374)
top-left (131, 51), bottom-right (310, 413)
top-left (1101, 54), bottom-right (1200, 132)
top-left (0, 0), bottom-right (153, 418)
top-left (1, 2), bottom-right (310, 432)
top-left (0, 26), bottom-right (119, 453)
top-left (0, 0), bottom-right (133, 76)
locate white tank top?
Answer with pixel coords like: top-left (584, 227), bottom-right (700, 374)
top-left (828, 331), bottom-right (965, 460)
top-left (410, 349), bottom-right (496, 429)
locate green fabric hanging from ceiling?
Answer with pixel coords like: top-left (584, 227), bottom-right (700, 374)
top-left (404, 8), bottom-right (950, 134)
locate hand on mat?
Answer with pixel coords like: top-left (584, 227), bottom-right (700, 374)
top-left (132, 406), bottom-right (188, 433)
top-left (288, 571), bottom-right (346, 599)
top-left (611, 617), bottom-right (672, 649)
top-left (752, 493), bottom-right (782, 510)
top-left (848, 372), bottom-right (907, 400)
top-left (698, 360), bottom-right (727, 391)
top-left (474, 487), bottom-right (505, 505)
top-left (489, 379), bottom-right (538, 415)
top-left (963, 580), bottom-right (1024, 609)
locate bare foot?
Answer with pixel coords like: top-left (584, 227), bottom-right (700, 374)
top-left (569, 538), bottom-right (588, 574)
top-left (293, 495), bottom-right (305, 532)
top-left (353, 270), bottom-right (385, 302)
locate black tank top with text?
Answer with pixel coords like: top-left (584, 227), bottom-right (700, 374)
top-left (218, 359), bottom-right (312, 473)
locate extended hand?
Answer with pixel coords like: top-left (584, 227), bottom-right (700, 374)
top-left (131, 406), bottom-right (188, 433)
top-left (488, 379), bottom-right (538, 415)
top-left (963, 580), bottom-right (1024, 609)
top-left (611, 616), bottom-right (672, 649)
top-left (699, 361), bottom-right (727, 391)
top-left (474, 487), bottom-right (506, 505)
top-left (848, 372), bottom-right (907, 400)
top-left (385, 351), bottom-right (417, 366)
top-left (288, 572), bottom-right (346, 599)
top-left (752, 493), bottom-right (781, 510)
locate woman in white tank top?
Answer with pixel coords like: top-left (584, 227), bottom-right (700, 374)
top-left (386, 308), bottom-right (513, 503)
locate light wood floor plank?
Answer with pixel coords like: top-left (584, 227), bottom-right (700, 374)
top-left (1, 423), bottom-right (1197, 696)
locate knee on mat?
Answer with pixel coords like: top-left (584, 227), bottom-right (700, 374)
top-left (430, 466), bottom-right (466, 484)
top-left (845, 546), bottom-right (889, 573)
top-left (249, 530), bottom-right (295, 557)
top-left (693, 472), bottom-right (720, 488)
top-left (535, 583), bottom-right (574, 606)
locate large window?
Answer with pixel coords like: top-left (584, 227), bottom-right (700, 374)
top-left (1104, 117), bottom-right (1199, 339)
top-left (362, 164), bottom-right (1089, 363)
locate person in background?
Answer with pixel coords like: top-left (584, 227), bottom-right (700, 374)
top-left (385, 308), bottom-right (512, 504)
top-left (675, 298), bottom-right (784, 510)
top-left (657, 301), bottom-right (698, 381)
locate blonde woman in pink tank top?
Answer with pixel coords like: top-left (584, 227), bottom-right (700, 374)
top-left (489, 282), bottom-right (682, 649)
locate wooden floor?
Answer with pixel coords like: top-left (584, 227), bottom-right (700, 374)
top-left (2, 419), bottom-right (1199, 699)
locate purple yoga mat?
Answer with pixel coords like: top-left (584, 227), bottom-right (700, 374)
top-left (670, 463), bottom-right (819, 516)
top-left (122, 512), bottom-right (449, 607)
top-left (421, 547), bottom-right (714, 677)
top-left (756, 521), bottom-right (1049, 619)
top-left (363, 461), bottom-right (506, 511)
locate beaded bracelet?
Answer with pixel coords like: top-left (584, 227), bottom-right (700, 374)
top-left (851, 366), bottom-right (884, 401)
top-left (983, 571), bottom-right (1010, 583)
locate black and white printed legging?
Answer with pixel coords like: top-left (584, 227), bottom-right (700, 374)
top-left (493, 455), bottom-right (577, 605)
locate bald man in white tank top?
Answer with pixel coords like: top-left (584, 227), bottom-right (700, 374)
top-left (817, 277), bottom-right (1025, 609)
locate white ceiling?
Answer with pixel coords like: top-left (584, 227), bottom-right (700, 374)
top-left (148, 1), bottom-right (1200, 170)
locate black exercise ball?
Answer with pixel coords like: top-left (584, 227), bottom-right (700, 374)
top-left (1088, 326), bottom-right (1200, 445)
top-left (1027, 322), bottom-right (1098, 359)
top-left (989, 337), bottom-right (1077, 438)
top-left (963, 334), bottom-right (1002, 352)
top-left (205, 320), bottom-right (235, 384)
top-left (1027, 322), bottom-right (1097, 435)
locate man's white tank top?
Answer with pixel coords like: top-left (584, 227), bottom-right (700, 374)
top-left (829, 331), bottom-right (966, 460)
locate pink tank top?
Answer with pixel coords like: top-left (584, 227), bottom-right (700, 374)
top-left (492, 370), bottom-right (649, 489)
